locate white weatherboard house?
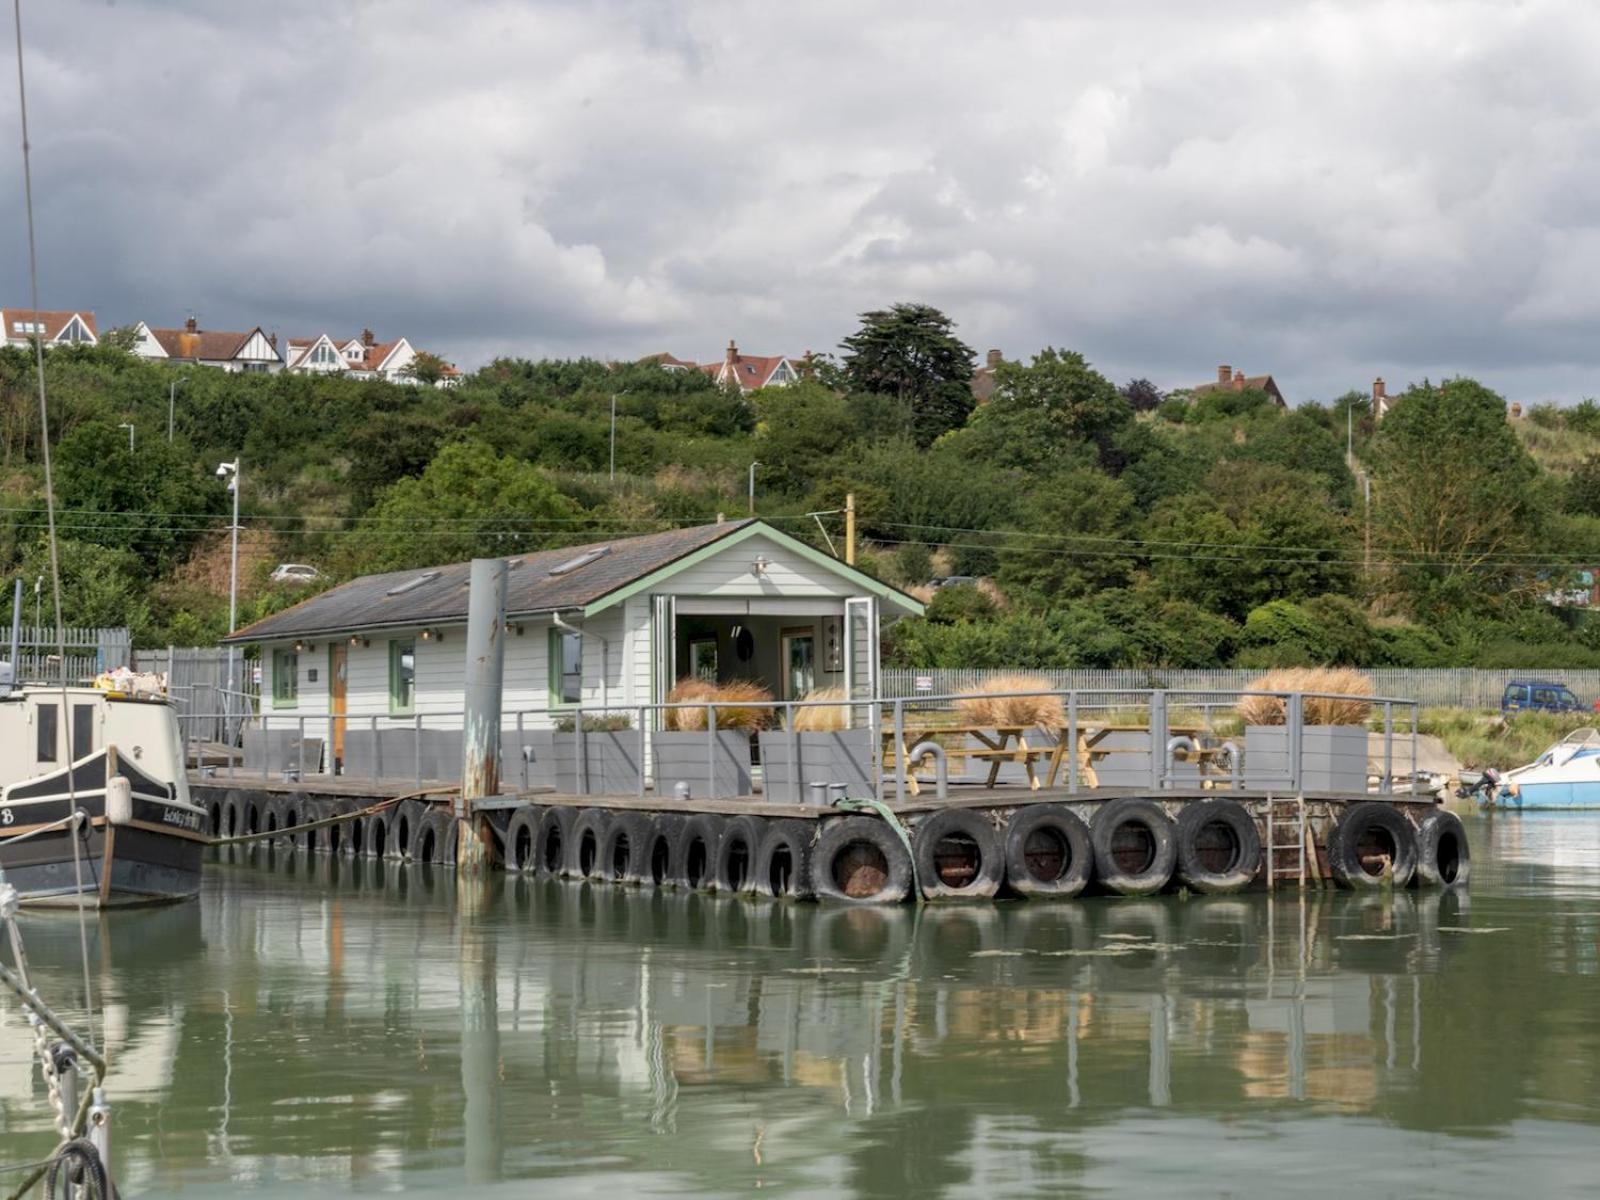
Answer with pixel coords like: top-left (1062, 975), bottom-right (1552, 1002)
top-left (226, 519), bottom-right (921, 777)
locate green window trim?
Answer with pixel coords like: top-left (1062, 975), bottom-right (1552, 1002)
top-left (388, 637), bottom-right (416, 714)
top-left (271, 647), bottom-right (300, 708)
top-left (548, 626), bottom-right (583, 708)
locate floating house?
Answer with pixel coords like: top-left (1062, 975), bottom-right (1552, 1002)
top-left (226, 519), bottom-right (921, 773)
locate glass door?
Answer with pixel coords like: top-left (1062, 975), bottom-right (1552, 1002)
top-left (781, 629), bottom-right (815, 701)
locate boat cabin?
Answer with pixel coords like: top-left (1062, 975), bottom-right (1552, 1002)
top-left (0, 684), bottom-right (191, 802)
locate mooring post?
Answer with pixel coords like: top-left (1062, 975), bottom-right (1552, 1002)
top-left (459, 558), bottom-right (508, 874)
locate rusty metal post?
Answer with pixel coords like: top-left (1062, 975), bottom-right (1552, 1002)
top-left (459, 558), bottom-right (508, 874)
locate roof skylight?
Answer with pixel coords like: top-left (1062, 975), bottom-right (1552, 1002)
top-left (549, 547), bottom-right (611, 576)
top-left (386, 571), bottom-right (441, 596)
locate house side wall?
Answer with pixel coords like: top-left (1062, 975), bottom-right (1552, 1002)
top-left (652, 533), bottom-right (864, 599)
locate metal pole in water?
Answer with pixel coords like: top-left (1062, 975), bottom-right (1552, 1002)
top-left (459, 558), bottom-right (508, 874)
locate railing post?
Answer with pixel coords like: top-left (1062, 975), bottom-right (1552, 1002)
top-left (414, 711), bottom-right (423, 789)
top-left (1067, 692), bottom-right (1079, 794)
top-left (786, 701), bottom-right (801, 805)
top-left (578, 703), bottom-right (590, 795)
top-left (1409, 704), bottom-right (1419, 795)
top-left (893, 699), bottom-right (906, 806)
top-left (1149, 691), bottom-right (1168, 790)
top-left (1382, 702), bottom-right (1394, 794)
top-left (636, 706), bottom-right (647, 802)
top-left (371, 715), bottom-right (380, 784)
top-left (1287, 693), bottom-right (1304, 794)
top-left (704, 703), bottom-right (717, 799)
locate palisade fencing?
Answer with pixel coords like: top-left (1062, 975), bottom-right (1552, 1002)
top-left (2, 625), bottom-right (132, 684)
top-left (136, 646), bottom-right (259, 744)
top-left (881, 668), bottom-right (1600, 711)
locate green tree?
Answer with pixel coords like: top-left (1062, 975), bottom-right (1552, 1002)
top-left (751, 381), bottom-right (857, 495)
top-left (839, 303), bottom-right (974, 447)
top-left (18, 538), bottom-right (152, 635)
top-left (1371, 377), bottom-right (1545, 616)
top-left (403, 351), bottom-right (450, 385)
top-left (952, 348), bottom-right (1131, 471)
top-left (996, 469), bottom-right (1137, 601)
top-left (1566, 454), bottom-right (1600, 517)
top-left (342, 440), bottom-right (581, 573)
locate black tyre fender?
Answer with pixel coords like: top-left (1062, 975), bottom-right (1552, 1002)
top-left (599, 812), bottom-right (653, 885)
top-left (533, 806), bottom-right (576, 877)
top-left (1414, 809), bottom-right (1470, 888)
top-left (753, 818), bottom-right (816, 900)
top-left (1090, 797), bottom-right (1178, 896)
top-left (393, 799), bottom-right (427, 858)
top-left (298, 799), bottom-right (331, 853)
top-left (220, 790), bottom-right (246, 838)
top-left (912, 808), bottom-right (1005, 900)
top-left (813, 815), bottom-right (913, 905)
top-left (243, 791), bottom-right (265, 836)
top-left (713, 815), bottom-right (767, 894)
top-left (1328, 801), bottom-right (1418, 889)
top-left (278, 797), bottom-right (305, 846)
top-left (570, 808), bottom-right (612, 879)
top-left (673, 814), bottom-right (727, 891)
top-left (264, 795), bottom-right (289, 841)
top-left (363, 809), bottom-right (392, 859)
top-left (646, 814), bottom-right (688, 888)
top-left (1002, 804), bottom-right (1093, 899)
top-left (505, 806), bottom-right (542, 873)
top-left (409, 807), bottom-right (457, 865)
top-left (1174, 799), bottom-right (1261, 894)
top-left (329, 801), bottom-right (357, 856)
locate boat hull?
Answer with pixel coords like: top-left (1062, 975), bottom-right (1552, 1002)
top-left (1496, 782), bottom-right (1600, 810)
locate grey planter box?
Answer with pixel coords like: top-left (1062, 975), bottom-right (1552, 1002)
top-left (519, 730), bottom-right (643, 795)
top-left (654, 730), bottom-right (753, 800)
top-left (244, 728), bottom-right (325, 776)
top-left (1244, 725), bottom-right (1368, 793)
top-left (758, 730), bottom-right (877, 804)
top-left (1089, 728), bottom-right (1154, 788)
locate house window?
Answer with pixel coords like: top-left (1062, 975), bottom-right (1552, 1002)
top-left (548, 627), bottom-right (582, 706)
top-left (689, 637), bottom-right (718, 681)
top-left (242, 362), bottom-right (268, 374)
top-left (36, 702), bottom-right (57, 762)
top-left (389, 638), bottom-right (416, 712)
top-left (272, 648), bottom-right (299, 707)
top-left (311, 343), bottom-right (336, 366)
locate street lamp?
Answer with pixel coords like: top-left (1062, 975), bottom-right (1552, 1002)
top-left (217, 460), bottom-right (241, 724)
top-left (748, 461), bottom-right (760, 516)
top-left (610, 388), bottom-right (630, 482)
top-left (117, 422), bottom-right (134, 452)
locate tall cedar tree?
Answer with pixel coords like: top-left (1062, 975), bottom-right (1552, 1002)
top-left (839, 303), bottom-right (975, 448)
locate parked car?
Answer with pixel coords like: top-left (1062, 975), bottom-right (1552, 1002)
top-left (1501, 680), bottom-right (1586, 714)
top-left (270, 563), bottom-right (322, 585)
top-left (928, 575), bottom-right (977, 590)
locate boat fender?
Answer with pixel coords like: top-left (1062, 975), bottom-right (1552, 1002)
top-left (1414, 810), bottom-right (1471, 888)
top-left (1002, 804), bottom-right (1093, 898)
top-left (1090, 797), bottom-right (1178, 896)
top-left (813, 815), bottom-right (913, 905)
top-left (107, 775), bottom-right (132, 826)
top-left (912, 808), bottom-right (1004, 900)
top-left (1174, 799), bottom-right (1261, 894)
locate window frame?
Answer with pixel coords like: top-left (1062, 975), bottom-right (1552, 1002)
top-left (272, 647), bottom-right (300, 708)
top-left (388, 637), bottom-right (416, 714)
top-left (36, 702), bottom-right (57, 763)
top-left (547, 626), bottom-right (584, 709)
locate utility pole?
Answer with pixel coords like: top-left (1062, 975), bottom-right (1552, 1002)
top-left (609, 389), bottom-right (629, 482)
top-left (168, 376), bottom-right (186, 443)
top-left (845, 492), bottom-right (856, 565)
top-left (748, 461), bottom-right (760, 516)
top-left (217, 460), bottom-right (241, 730)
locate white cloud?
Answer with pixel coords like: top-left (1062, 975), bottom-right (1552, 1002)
top-left (2, 0), bottom-right (1599, 400)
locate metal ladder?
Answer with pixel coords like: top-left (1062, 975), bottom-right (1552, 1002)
top-left (1264, 794), bottom-right (1307, 889)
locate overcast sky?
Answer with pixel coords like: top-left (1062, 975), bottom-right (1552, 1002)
top-left (5, 0), bottom-right (1599, 402)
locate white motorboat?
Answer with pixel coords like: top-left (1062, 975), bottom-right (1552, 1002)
top-left (1488, 727), bottom-right (1600, 810)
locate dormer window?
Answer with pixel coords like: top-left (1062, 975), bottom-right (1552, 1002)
top-left (310, 343), bottom-right (337, 366)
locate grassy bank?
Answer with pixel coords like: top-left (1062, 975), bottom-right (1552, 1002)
top-left (1418, 708), bottom-right (1596, 770)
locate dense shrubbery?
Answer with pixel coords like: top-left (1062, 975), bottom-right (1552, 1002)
top-left (3, 309), bottom-right (1598, 665)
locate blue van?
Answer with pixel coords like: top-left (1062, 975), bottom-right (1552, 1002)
top-left (1500, 680), bottom-right (1586, 714)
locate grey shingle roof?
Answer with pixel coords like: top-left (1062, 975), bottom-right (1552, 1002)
top-left (226, 520), bottom-right (756, 644)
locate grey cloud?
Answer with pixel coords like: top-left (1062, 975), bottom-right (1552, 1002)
top-left (2, 0), bottom-right (1599, 401)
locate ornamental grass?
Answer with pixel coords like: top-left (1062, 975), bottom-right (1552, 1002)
top-left (1236, 667), bottom-right (1375, 726)
top-left (792, 685), bottom-right (851, 731)
top-left (664, 678), bottom-right (774, 732)
top-left (954, 674), bottom-right (1066, 730)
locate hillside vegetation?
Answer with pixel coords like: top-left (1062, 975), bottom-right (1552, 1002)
top-left (3, 302), bottom-right (1599, 670)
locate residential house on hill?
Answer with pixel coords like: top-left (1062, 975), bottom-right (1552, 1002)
top-left (130, 317), bottom-right (282, 373)
top-left (971, 348), bottom-right (1004, 402)
top-left (1372, 377), bottom-right (1395, 420)
top-left (704, 341), bottom-right (805, 392)
top-left (2, 308), bottom-right (97, 348)
top-left (284, 328), bottom-right (456, 385)
top-left (1190, 364), bottom-right (1287, 407)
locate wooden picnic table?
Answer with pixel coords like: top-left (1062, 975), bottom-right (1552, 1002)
top-left (885, 722), bottom-right (1210, 795)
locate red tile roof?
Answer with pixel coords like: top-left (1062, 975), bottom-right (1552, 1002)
top-left (148, 326), bottom-right (265, 362)
top-left (4, 308), bottom-right (97, 340)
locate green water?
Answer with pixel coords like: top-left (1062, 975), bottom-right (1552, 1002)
top-left (2, 812), bottom-right (1598, 1197)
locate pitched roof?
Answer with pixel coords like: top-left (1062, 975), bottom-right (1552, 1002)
top-left (226, 521), bottom-right (759, 642)
top-left (226, 519), bottom-right (921, 643)
top-left (149, 325), bottom-right (272, 362)
top-left (716, 353), bottom-right (797, 391)
top-left (4, 309), bottom-right (97, 340)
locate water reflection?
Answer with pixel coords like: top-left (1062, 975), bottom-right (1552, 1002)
top-left (3, 816), bottom-right (1598, 1197)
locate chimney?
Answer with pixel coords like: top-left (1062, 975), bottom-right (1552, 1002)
top-left (184, 316), bottom-right (197, 334)
top-left (726, 339), bottom-right (738, 369)
top-left (1232, 368), bottom-right (1245, 391)
top-left (1510, 402), bottom-right (1523, 419)
top-left (362, 327), bottom-right (375, 347)
top-left (987, 348), bottom-right (1003, 369)
top-left (1372, 377), bottom-right (1386, 402)
top-left (1217, 364), bottom-right (1231, 385)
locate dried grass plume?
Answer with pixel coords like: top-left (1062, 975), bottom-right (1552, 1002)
top-left (792, 685), bottom-right (850, 731)
top-left (1237, 667), bottom-right (1375, 726)
top-left (664, 677), bottom-right (774, 731)
top-left (955, 674), bottom-right (1066, 730)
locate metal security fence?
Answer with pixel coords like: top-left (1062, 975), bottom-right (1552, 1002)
top-left (137, 646), bottom-right (259, 744)
top-left (883, 668), bottom-right (1600, 710)
top-left (3, 625), bottom-right (132, 684)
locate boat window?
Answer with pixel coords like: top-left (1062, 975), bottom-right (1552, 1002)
top-left (72, 703), bottom-right (94, 760)
top-left (36, 702), bottom-right (57, 762)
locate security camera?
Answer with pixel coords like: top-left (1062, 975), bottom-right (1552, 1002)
top-left (215, 464), bottom-right (228, 477)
